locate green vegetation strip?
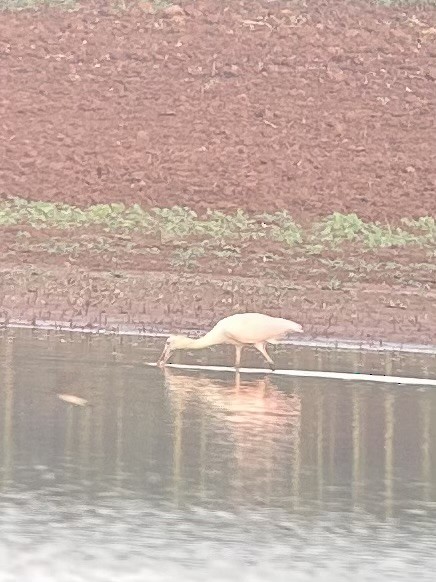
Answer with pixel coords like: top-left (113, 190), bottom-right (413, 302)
top-left (1, 198), bottom-right (435, 251)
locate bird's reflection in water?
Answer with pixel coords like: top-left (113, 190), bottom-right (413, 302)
top-left (162, 369), bottom-right (301, 505)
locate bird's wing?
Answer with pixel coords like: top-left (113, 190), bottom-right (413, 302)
top-left (219, 313), bottom-right (300, 344)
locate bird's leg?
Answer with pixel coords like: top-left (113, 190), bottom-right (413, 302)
top-left (234, 345), bottom-right (242, 369)
top-left (254, 342), bottom-right (275, 371)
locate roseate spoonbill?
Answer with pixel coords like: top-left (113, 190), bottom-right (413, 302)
top-left (156, 312), bottom-right (303, 370)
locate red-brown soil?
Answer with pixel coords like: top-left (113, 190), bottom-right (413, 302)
top-left (0, 0), bottom-right (435, 345)
top-left (1, 0), bottom-right (435, 221)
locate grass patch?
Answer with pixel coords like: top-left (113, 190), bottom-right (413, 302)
top-left (1, 198), bottom-right (435, 289)
top-left (170, 245), bottom-right (206, 269)
top-left (314, 212), bottom-right (434, 248)
top-left (0, 198), bottom-right (434, 252)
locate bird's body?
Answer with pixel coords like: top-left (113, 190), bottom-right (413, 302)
top-left (157, 312), bottom-right (303, 370)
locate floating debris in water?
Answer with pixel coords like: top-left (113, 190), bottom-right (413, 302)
top-left (57, 394), bottom-right (88, 406)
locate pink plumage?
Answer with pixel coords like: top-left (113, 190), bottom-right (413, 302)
top-left (157, 312), bottom-right (303, 371)
top-left (215, 313), bottom-right (303, 344)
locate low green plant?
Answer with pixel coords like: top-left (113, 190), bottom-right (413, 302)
top-left (212, 246), bottom-right (241, 265)
top-left (1, 198), bottom-right (435, 256)
top-left (312, 212), bottom-right (434, 248)
top-left (313, 213), bottom-right (369, 244)
top-left (205, 210), bottom-right (260, 242)
top-left (363, 224), bottom-right (420, 248)
top-left (153, 207), bottom-right (200, 239)
top-left (262, 211), bottom-right (303, 247)
top-left (170, 246), bottom-right (206, 269)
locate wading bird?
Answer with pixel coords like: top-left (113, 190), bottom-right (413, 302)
top-left (156, 312), bottom-right (303, 370)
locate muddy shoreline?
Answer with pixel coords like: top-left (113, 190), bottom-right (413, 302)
top-left (3, 320), bottom-right (436, 355)
top-left (1, 265), bottom-right (435, 350)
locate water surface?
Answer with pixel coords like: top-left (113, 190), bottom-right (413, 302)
top-left (1, 330), bottom-right (436, 581)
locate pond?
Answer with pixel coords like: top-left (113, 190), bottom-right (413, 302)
top-left (1, 330), bottom-right (435, 581)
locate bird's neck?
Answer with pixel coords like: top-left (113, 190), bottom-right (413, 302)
top-left (183, 330), bottom-right (221, 350)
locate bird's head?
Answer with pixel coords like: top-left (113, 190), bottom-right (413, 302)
top-left (157, 334), bottom-right (192, 367)
top-left (289, 322), bottom-right (303, 333)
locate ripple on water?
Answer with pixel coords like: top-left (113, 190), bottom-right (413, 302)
top-left (1, 496), bottom-right (436, 582)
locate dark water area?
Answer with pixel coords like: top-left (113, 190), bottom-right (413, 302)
top-left (1, 330), bottom-right (436, 581)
